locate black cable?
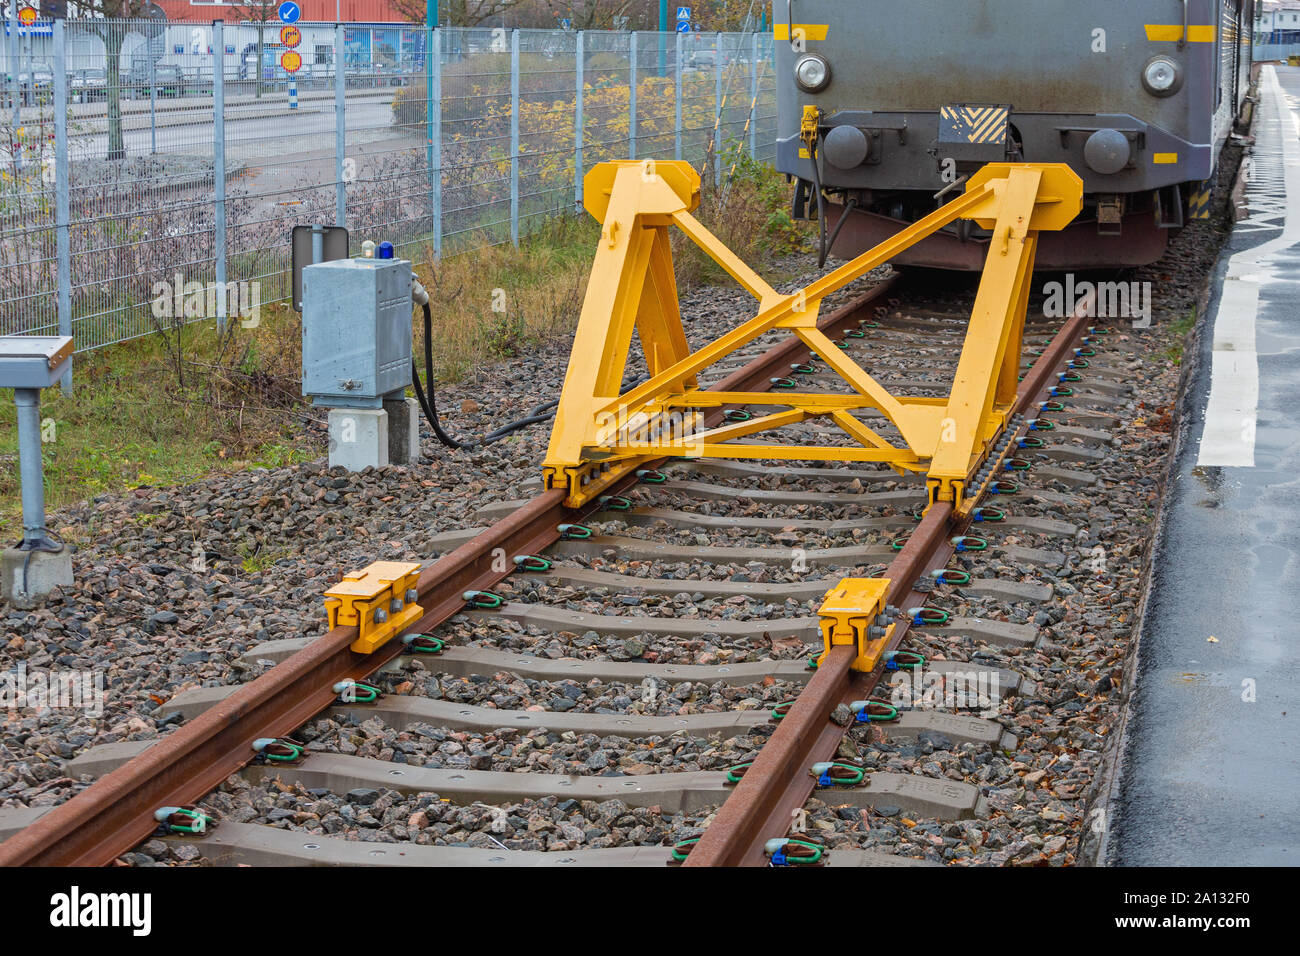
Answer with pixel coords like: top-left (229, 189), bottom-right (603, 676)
top-left (809, 137), bottom-right (829, 268)
top-left (825, 197), bottom-right (858, 264)
top-left (411, 301), bottom-right (469, 449)
top-left (411, 300), bottom-right (646, 454)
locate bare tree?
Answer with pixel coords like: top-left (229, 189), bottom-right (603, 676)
top-left (54, 1), bottom-right (158, 161)
top-left (390, 0), bottom-right (523, 26)
top-left (229, 0), bottom-right (280, 99)
top-left (542, 0), bottom-right (643, 30)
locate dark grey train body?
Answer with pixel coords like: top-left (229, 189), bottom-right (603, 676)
top-left (775, 0), bottom-right (1254, 269)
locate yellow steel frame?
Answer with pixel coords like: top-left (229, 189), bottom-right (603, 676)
top-left (542, 159), bottom-right (1082, 509)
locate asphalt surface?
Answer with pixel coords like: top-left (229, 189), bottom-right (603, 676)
top-left (1108, 66), bottom-right (1300, 866)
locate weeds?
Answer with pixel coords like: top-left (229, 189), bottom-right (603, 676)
top-left (1165, 310), bottom-right (1198, 364)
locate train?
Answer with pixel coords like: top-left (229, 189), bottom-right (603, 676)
top-left (774, 0), bottom-right (1255, 270)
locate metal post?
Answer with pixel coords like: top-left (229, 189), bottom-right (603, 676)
top-left (714, 33), bottom-right (723, 187)
top-left (575, 31), bottom-right (584, 207)
top-left (149, 45), bottom-right (157, 153)
top-left (750, 31), bottom-right (759, 160)
top-left (432, 28), bottom-right (442, 258)
top-left (335, 24), bottom-right (346, 227)
top-left (213, 21), bottom-right (227, 335)
top-left (53, 20), bottom-right (70, 392)
top-left (674, 30), bottom-right (682, 161)
top-left (7, 3), bottom-right (19, 170)
top-left (15, 390), bottom-right (47, 544)
top-left (628, 32), bottom-right (637, 161)
top-left (658, 0), bottom-right (667, 76)
top-left (424, 9), bottom-right (435, 252)
top-left (510, 29), bottom-right (519, 247)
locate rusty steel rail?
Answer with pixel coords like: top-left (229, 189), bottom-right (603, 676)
top-left (0, 277), bottom-right (898, 867)
top-left (684, 295), bottom-right (1098, 867)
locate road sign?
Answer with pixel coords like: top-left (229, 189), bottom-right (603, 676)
top-left (677, 6), bottom-right (691, 20)
top-left (17, 7), bottom-right (36, 25)
top-left (280, 49), bottom-right (302, 73)
top-left (676, 20), bottom-right (690, 32)
top-left (277, 1), bottom-right (300, 23)
top-left (280, 25), bottom-right (301, 48)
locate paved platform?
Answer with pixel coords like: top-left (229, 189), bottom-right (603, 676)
top-left (1106, 66), bottom-right (1300, 865)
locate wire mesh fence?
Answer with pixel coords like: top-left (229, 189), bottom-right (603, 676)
top-left (0, 20), bottom-right (777, 354)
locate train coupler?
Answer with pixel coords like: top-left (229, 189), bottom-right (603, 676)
top-left (323, 561), bottom-right (423, 655)
top-left (816, 578), bottom-right (898, 673)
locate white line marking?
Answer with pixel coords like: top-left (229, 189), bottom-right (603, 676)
top-left (1198, 67), bottom-right (1300, 468)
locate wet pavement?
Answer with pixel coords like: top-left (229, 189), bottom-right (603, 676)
top-left (1107, 66), bottom-right (1300, 865)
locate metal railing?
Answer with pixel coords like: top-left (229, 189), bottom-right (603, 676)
top-left (0, 21), bottom-right (777, 353)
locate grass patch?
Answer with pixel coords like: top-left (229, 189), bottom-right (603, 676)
top-left (237, 540), bottom-right (292, 574)
top-left (1164, 310), bottom-right (1199, 364)
top-left (0, 312), bottom-right (312, 542)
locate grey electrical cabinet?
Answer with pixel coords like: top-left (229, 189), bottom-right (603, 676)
top-left (301, 257), bottom-right (413, 408)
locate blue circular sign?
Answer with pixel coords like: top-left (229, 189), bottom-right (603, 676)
top-left (277, 1), bottom-right (301, 23)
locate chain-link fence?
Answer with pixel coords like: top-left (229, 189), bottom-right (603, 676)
top-left (0, 20), bottom-right (776, 354)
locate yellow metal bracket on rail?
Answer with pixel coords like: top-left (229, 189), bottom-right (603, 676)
top-left (817, 578), bottom-right (894, 673)
top-left (324, 561), bottom-right (423, 654)
top-left (542, 159), bottom-right (1082, 509)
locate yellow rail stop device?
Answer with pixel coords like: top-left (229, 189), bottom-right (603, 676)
top-left (324, 561), bottom-right (423, 654)
top-left (817, 578), bottom-right (897, 673)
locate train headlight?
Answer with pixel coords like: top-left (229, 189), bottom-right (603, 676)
top-left (1141, 56), bottom-right (1183, 96)
top-left (794, 54), bottom-right (831, 94)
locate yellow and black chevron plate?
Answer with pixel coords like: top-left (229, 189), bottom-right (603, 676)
top-left (939, 105), bottom-right (1011, 145)
top-left (1189, 181), bottom-right (1213, 220)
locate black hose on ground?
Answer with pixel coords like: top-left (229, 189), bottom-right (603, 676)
top-left (411, 300), bottom-right (644, 453)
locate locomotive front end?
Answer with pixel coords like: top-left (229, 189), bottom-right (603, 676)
top-left (775, 0), bottom-right (1251, 269)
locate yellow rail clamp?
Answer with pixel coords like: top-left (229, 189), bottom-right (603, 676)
top-left (817, 578), bottom-right (896, 673)
top-left (542, 160), bottom-right (1083, 511)
top-left (324, 561), bottom-right (423, 654)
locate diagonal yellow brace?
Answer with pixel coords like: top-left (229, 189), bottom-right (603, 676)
top-left (542, 159), bottom-right (1082, 509)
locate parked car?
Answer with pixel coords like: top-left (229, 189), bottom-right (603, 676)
top-left (69, 68), bottom-right (107, 102)
top-left (125, 62), bottom-right (184, 99)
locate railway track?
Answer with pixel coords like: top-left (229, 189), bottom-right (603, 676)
top-left (0, 272), bottom-right (1119, 867)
